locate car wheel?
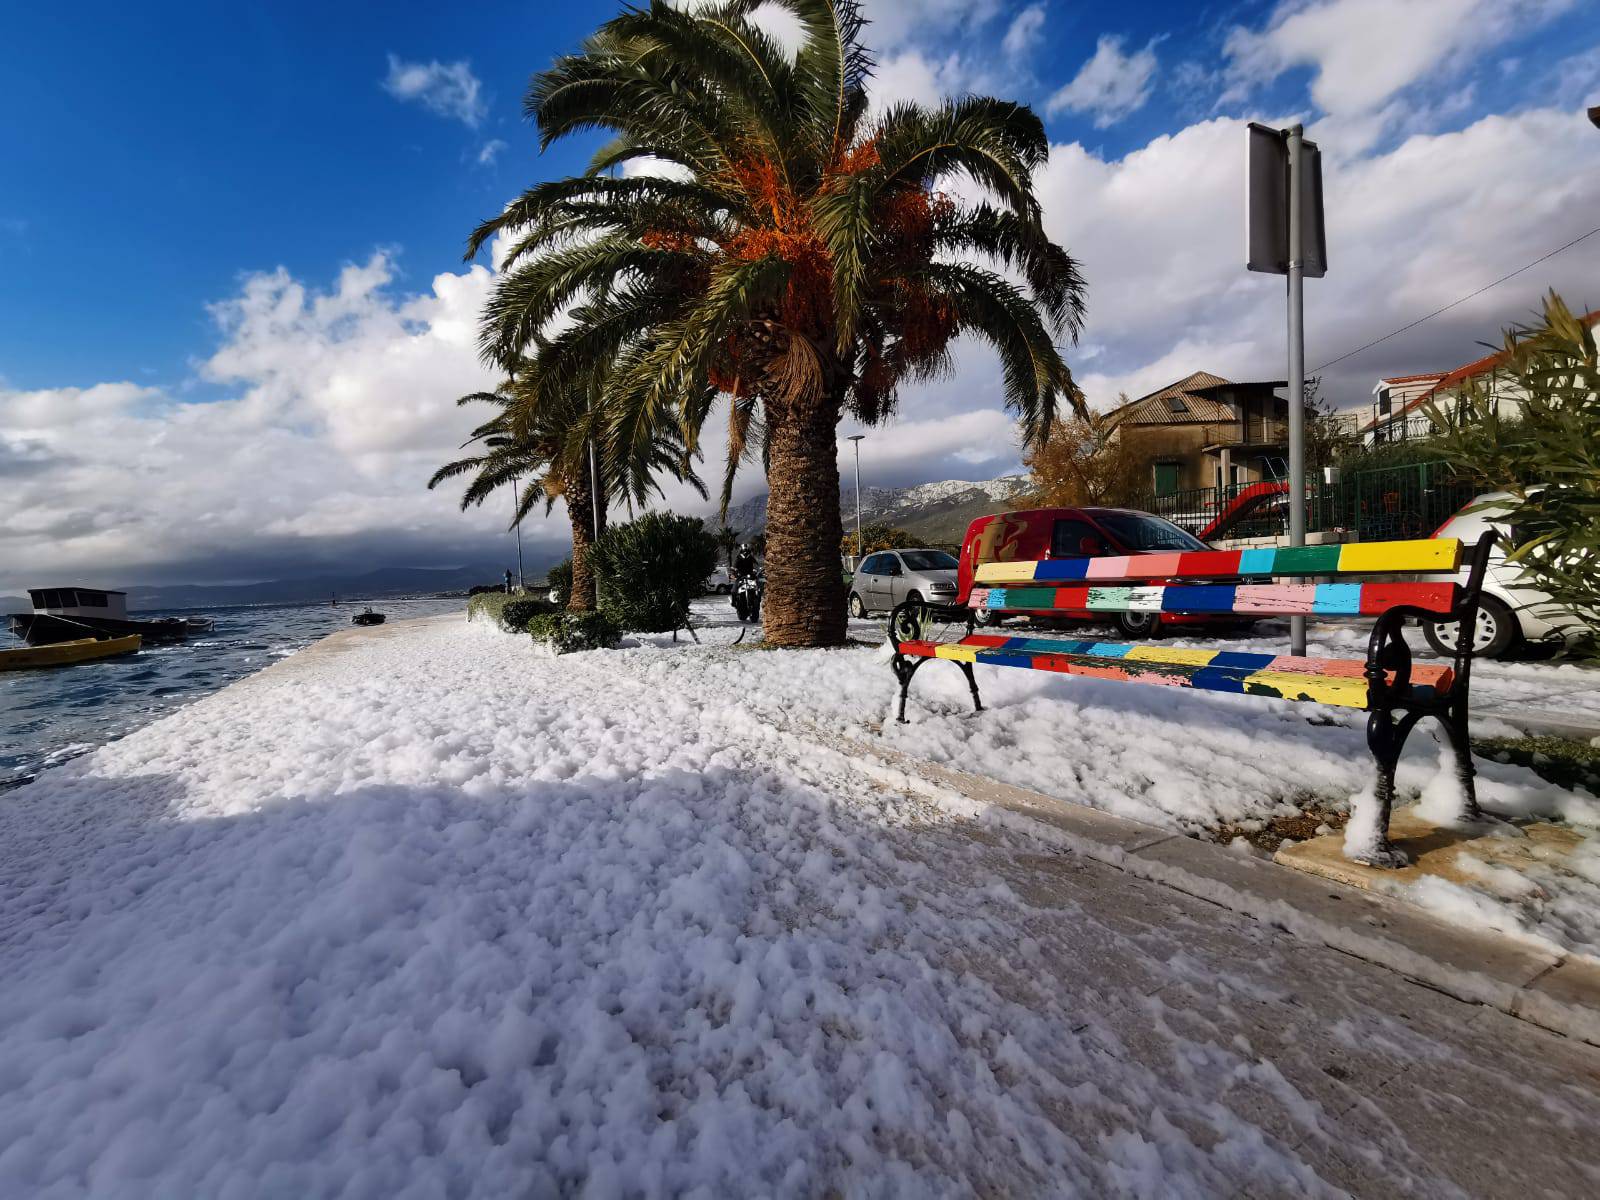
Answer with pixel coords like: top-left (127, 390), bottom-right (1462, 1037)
top-left (905, 590), bottom-right (924, 607)
top-left (849, 593), bottom-right (867, 618)
top-left (1424, 594), bottom-right (1520, 660)
top-left (1115, 610), bottom-right (1160, 639)
top-left (978, 606), bottom-right (1005, 627)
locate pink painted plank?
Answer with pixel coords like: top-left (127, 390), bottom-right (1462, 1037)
top-left (1235, 584), bottom-right (1318, 614)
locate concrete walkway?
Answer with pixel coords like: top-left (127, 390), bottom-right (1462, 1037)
top-left (153, 616), bottom-right (1600, 1194)
top-left (576, 633), bottom-right (1600, 1196)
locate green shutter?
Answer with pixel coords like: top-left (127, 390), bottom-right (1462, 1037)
top-left (1154, 462), bottom-right (1180, 497)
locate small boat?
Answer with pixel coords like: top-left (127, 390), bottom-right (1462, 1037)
top-left (7, 588), bottom-right (194, 646)
top-left (0, 634), bottom-right (142, 672)
top-left (352, 609), bottom-right (386, 627)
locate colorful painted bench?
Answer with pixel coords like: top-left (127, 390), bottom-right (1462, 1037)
top-left (888, 535), bottom-right (1497, 867)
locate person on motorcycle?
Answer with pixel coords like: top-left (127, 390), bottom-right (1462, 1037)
top-left (731, 544), bottom-right (764, 622)
top-left (732, 544), bottom-right (758, 582)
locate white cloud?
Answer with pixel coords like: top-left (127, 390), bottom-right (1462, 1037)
top-left (1028, 107), bottom-right (1600, 412)
top-left (475, 139), bottom-right (508, 166)
top-left (1222, 0), bottom-right (1574, 117)
top-left (1002, 4), bottom-right (1046, 61)
top-left (0, 246), bottom-right (559, 593)
top-left (860, 0), bottom-right (1003, 50)
top-left (382, 54), bottom-right (486, 127)
top-left (1552, 44), bottom-right (1600, 106)
top-left (1046, 35), bottom-right (1160, 127)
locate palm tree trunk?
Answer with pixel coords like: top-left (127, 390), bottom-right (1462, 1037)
top-left (762, 391), bottom-right (847, 647)
top-left (565, 466), bottom-right (598, 613)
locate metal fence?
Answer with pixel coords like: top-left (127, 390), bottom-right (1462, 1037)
top-left (1132, 461), bottom-right (1477, 543)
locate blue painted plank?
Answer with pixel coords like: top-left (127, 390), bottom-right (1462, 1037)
top-left (1032, 559), bottom-right (1092, 581)
top-left (1159, 585), bottom-right (1237, 613)
top-left (1238, 548), bottom-right (1278, 574)
top-left (1312, 583), bottom-right (1363, 615)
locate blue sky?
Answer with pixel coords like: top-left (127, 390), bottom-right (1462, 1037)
top-left (2, 0), bottom-right (1599, 591)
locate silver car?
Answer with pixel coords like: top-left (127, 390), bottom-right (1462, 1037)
top-left (848, 548), bottom-right (960, 616)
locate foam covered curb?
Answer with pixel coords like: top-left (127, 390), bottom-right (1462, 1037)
top-left (816, 730), bottom-right (1600, 1047)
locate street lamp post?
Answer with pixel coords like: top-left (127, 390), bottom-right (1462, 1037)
top-left (847, 435), bottom-right (865, 565)
top-left (485, 436), bottom-right (525, 592)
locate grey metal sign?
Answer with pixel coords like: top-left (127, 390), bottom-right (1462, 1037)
top-left (1247, 122), bottom-right (1327, 278)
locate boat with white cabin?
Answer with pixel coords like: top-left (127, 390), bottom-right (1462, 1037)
top-left (6, 588), bottom-right (210, 646)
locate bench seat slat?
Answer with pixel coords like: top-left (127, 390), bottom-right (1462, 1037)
top-left (974, 537), bottom-right (1462, 584)
top-left (971, 581), bottom-right (1457, 617)
top-left (896, 634), bottom-right (1453, 710)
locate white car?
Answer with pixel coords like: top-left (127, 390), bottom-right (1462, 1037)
top-left (1421, 493), bottom-right (1589, 659)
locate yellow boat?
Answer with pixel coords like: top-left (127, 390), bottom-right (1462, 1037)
top-left (0, 634), bottom-right (142, 671)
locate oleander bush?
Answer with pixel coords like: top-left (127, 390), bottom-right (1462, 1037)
top-left (1433, 292), bottom-right (1600, 644)
top-left (590, 512), bottom-right (719, 634)
top-left (546, 559), bottom-right (572, 605)
top-left (526, 611), bottom-right (621, 654)
top-left (468, 591), bottom-right (559, 632)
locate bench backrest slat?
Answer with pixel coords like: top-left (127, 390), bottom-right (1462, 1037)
top-left (971, 581), bottom-right (1457, 617)
top-left (973, 537), bottom-right (1462, 585)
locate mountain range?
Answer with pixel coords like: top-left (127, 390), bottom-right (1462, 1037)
top-left (721, 474), bottom-right (1032, 546)
top-left (2, 475), bottom-right (1035, 613)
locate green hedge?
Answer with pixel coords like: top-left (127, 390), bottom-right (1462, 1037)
top-left (590, 512), bottom-right (720, 633)
top-left (526, 610), bottom-right (621, 653)
top-left (546, 559), bottom-right (572, 605)
top-left (467, 591), bottom-right (559, 632)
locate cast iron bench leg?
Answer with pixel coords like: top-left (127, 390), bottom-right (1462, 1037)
top-left (957, 660), bottom-right (983, 713)
top-left (1440, 698), bottom-right (1483, 823)
top-left (892, 655), bottom-right (923, 724)
top-left (1360, 707), bottom-right (1420, 869)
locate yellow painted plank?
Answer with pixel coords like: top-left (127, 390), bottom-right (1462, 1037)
top-left (1243, 669), bottom-right (1370, 708)
top-left (1124, 646), bottom-right (1219, 666)
top-left (934, 643), bottom-right (980, 662)
top-left (1336, 538), bottom-right (1460, 574)
top-left (974, 560), bottom-right (1038, 584)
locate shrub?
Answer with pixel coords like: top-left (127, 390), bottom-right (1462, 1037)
top-left (589, 512), bottom-right (720, 633)
top-left (545, 558), bottom-right (572, 604)
top-left (467, 591), bottom-right (559, 632)
top-left (1432, 292), bottom-right (1600, 641)
top-left (839, 522), bottom-right (922, 558)
top-left (526, 610), bottom-right (621, 653)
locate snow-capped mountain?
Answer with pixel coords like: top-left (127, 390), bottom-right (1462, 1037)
top-left (720, 474), bottom-right (1032, 545)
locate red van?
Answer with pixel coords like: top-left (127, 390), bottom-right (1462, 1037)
top-left (955, 506), bottom-right (1246, 637)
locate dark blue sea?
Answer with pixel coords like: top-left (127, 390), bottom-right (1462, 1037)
top-left (1, 597), bottom-right (464, 790)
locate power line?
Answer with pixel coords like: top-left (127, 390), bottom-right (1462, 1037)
top-left (1310, 223), bottom-right (1600, 373)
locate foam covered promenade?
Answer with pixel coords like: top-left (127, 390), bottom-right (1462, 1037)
top-left (2, 613), bottom-right (1597, 1196)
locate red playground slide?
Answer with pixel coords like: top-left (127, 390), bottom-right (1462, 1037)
top-left (1198, 481), bottom-right (1289, 541)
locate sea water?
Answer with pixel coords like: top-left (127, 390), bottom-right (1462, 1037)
top-left (1, 597), bottom-right (466, 790)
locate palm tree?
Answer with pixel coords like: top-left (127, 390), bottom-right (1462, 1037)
top-left (713, 525), bottom-right (739, 575)
top-left (430, 375), bottom-right (702, 612)
top-left (469, 0), bottom-right (1085, 646)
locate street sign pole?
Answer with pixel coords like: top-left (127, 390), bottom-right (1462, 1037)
top-left (1286, 125), bottom-right (1308, 656)
top-left (1248, 120), bottom-right (1324, 658)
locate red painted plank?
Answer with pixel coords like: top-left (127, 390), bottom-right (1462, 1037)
top-left (962, 634), bottom-right (1011, 648)
top-left (1175, 549), bottom-right (1242, 577)
top-left (1360, 583), bottom-right (1457, 615)
top-left (1054, 586), bottom-right (1092, 609)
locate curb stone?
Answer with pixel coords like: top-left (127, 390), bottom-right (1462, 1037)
top-left (811, 728), bottom-right (1600, 1048)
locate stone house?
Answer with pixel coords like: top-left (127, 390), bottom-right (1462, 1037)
top-left (1101, 371), bottom-right (1292, 496)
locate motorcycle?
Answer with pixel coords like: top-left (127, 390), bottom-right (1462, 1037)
top-left (732, 571), bottom-right (765, 623)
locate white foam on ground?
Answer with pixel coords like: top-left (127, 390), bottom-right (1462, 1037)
top-left (2, 604), bottom-right (1596, 1193)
